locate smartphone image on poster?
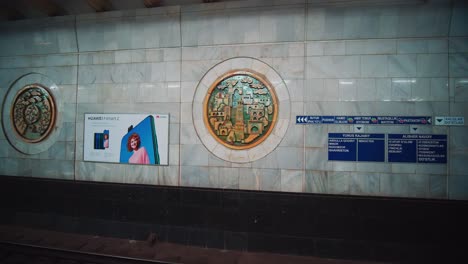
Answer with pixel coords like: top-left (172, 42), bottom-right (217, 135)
top-left (119, 115), bottom-right (160, 164)
top-left (94, 133), bottom-right (105, 150)
top-left (93, 130), bottom-right (109, 150)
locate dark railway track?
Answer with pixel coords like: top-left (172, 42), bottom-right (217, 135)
top-left (0, 241), bottom-right (179, 264)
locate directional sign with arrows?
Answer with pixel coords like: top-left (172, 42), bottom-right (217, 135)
top-left (296, 116), bottom-right (310, 123)
top-left (435, 116), bottom-right (464, 126)
top-left (296, 116), bottom-right (432, 125)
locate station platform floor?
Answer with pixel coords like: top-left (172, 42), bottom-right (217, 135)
top-left (0, 225), bottom-right (389, 264)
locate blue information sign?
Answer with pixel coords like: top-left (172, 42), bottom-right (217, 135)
top-left (388, 134), bottom-right (447, 163)
top-left (358, 136), bottom-right (385, 162)
top-left (388, 134), bottom-right (417, 163)
top-left (417, 135), bottom-right (447, 163)
top-left (328, 133), bottom-right (385, 162)
top-left (297, 116), bottom-right (432, 125)
top-left (328, 134), bottom-right (357, 161)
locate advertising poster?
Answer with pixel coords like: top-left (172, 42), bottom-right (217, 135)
top-left (84, 113), bottom-right (169, 165)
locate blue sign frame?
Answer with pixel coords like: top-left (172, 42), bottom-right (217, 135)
top-left (328, 133), bottom-right (447, 163)
top-left (328, 133), bottom-right (385, 162)
top-left (297, 116), bottom-right (432, 125)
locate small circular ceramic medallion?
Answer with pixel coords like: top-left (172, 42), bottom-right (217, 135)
top-left (11, 84), bottom-right (56, 143)
top-left (204, 70), bottom-right (278, 150)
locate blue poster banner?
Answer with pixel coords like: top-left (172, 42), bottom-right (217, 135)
top-left (328, 133), bottom-right (385, 162)
top-left (387, 134), bottom-right (447, 163)
top-left (297, 116), bottom-right (432, 125)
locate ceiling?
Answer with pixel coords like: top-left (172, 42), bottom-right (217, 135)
top-left (0, 0), bottom-right (230, 21)
top-left (0, 0), bottom-right (428, 21)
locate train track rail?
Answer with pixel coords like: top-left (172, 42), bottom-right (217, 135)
top-left (0, 241), bottom-right (179, 264)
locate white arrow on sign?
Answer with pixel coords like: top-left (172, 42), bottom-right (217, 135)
top-left (296, 116), bottom-right (308, 123)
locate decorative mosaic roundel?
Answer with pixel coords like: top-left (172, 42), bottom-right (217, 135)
top-left (204, 71), bottom-right (278, 150)
top-left (10, 84), bottom-right (56, 143)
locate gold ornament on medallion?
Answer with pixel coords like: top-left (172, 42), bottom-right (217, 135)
top-left (10, 84), bottom-right (56, 143)
top-left (203, 70), bottom-right (278, 150)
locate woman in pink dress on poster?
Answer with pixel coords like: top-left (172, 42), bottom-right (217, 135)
top-left (127, 133), bottom-right (150, 164)
top-left (103, 134), bottom-right (109, 148)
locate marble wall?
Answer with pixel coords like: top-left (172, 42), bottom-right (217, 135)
top-left (0, 16), bottom-right (78, 181)
top-left (0, 0), bottom-right (466, 199)
top-left (448, 1), bottom-right (468, 199)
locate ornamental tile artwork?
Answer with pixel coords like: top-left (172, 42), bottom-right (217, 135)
top-left (11, 84), bottom-right (56, 143)
top-left (204, 71), bottom-right (278, 150)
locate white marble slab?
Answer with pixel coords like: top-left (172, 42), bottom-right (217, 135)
top-left (307, 56), bottom-right (361, 78)
top-left (281, 169), bottom-right (303, 192)
top-left (182, 6), bottom-right (304, 46)
top-left (450, 3), bottom-right (468, 37)
top-left (0, 17), bottom-right (78, 56)
top-left (307, 2), bottom-right (451, 40)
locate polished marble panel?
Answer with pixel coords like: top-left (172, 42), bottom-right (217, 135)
top-left (181, 166), bottom-right (208, 187)
top-left (281, 169), bottom-right (303, 192)
top-left (182, 6), bottom-right (304, 46)
top-left (304, 79), bottom-right (337, 102)
top-left (398, 38), bottom-right (448, 54)
top-left (0, 17), bottom-right (78, 56)
top-left (448, 174), bottom-right (468, 200)
top-left (453, 78), bottom-right (468, 102)
top-left (180, 144), bottom-right (209, 166)
top-left (305, 148), bottom-right (332, 171)
top-left (279, 124), bottom-right (303, 148)
top-left (124, 165), bottom-right (159, 185)
top-left (305, 170), bottom-right (327, 193)
top-left (307, 56), bottom-right (360, 78)
top-left (361, 55), bottom-right (388, 78)
top-left (449, 37), bottom-right (468, 53)
top-left (328, 171), bottom-right (349, 195)
top-left (380, 173), bottom-right (408, 197)
top-left (219, 168), bottom-right (240, 189)
top-left (77, 14), bottom-right (181, 51)
top-left (0, 0), bottom-right (466, 199)
top-left (239, 168), bottom-right (258, 190)
top-left (275, 147), bottom-right (304, 170)
top-left (407, 174), bottom-right (429, 198)
top-left (346, 39), bottom-right (396, 55)
top-left (449, 54), bottom-right (468, 78)
top-left (255, 168), bottom-right (281, 191)
top-left (307, 2), bottom-right (450, 40)
top-left (388, 54), bottom-right (417, 77)
top-left (450, 3), bottom-right (468, 37)
top-left (202, 167), bottom-right (220, 188)
top-left (430, 174), bottom-right (447, 199)
top-left (417, 54), bottom-right (448, 77)
top-left (323, 41), bottom-right (345, 56)
top-left (158, 166), bottom-right (179, 186)
top-left (356, 79), bottom-right (377, 101)
top-left (350, 173), bottom-right (379, 196)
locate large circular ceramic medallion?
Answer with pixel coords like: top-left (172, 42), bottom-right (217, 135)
top-left (193, 58), bottom-right (290, 163)
top-left (204, 70), bottom-right (278, 150)
top-left (11, 84), bottom-right (56, 143)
